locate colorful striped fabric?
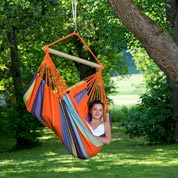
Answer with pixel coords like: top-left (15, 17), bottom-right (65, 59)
top-left (23, 54), bottom-right (107, 159)
top-left (23, 31), bottom-right (111, 158)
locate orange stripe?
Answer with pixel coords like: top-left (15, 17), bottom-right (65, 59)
top-left (78, 129), bottom-right (102, 157)
top-left (42, 85), bottom-right (54, 130)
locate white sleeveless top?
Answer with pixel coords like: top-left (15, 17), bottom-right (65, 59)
top-left (87, 123), bottom-right (105, 136)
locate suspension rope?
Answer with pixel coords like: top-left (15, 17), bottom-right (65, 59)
top-left (71, 0), bottom-right (77, 32)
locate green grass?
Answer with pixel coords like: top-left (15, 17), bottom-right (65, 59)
top-left (109, 74), bottom-right (146, 105)
top-left (111, 74), bottom-right (146, 95)
top-left (0, 123), bottom-right (178, 178)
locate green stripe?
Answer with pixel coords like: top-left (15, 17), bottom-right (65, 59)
top-left (23, 78), bottom-right (37, 104)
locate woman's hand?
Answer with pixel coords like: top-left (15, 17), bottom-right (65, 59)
top-left (94, 121), bottom-right (111, 144)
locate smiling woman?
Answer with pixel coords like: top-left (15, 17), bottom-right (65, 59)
top-left (87, 100), bottom-right (111, 145)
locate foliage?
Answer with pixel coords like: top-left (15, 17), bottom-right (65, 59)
top-left (0, 0), bottom-right (56, 149)
top-left (122, 0), bottom-right (178, 144)
top-left (0, 0), bottom-right (128, 94)
top-left (129, 47), bottom-right (160, 79)
top-left (8, 99), bottom-right (43, 150)
top-left (121, 73), bottom-right (176, 144)
top-left (0, 107), bottom-right (10, 137)
top-left (127, 30), bottom-right (174, 144)
top-left (110, 105), bottom-right (135, 123)
top-left (0, 0), bottom-right (129, 149)
top-left (127, 0), bottom-right (171, 57)
top-left (0, 101), bottom-right (42, 150)
top-left (134, 0), bottom-right (170, 27)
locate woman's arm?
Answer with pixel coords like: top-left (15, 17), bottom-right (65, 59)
top-left (94, 121), bottom-right (111, 144)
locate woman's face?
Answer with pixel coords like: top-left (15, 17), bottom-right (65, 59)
top-left (90, 103), bottom-right (103, 120)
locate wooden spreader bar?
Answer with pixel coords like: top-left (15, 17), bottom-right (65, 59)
top-left (42, 47), bottom-right (102, 69)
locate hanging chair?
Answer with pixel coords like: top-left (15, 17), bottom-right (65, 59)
top-left (23, 31), bottom-right (111, 159)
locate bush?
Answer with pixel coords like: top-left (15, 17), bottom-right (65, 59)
top-left (110, 105), bottom-right (135, 123)
top-left (7, 99), bottom-right (43, 150)
top-left (0, 106), bottom-right (11, 137)
top-left (121, 74), bottom-right (176, 145)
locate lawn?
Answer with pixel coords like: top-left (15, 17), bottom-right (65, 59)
top-left (109, 74), bottom-right (146, 105)
top-left (0, 123), bottom-right (178, 178)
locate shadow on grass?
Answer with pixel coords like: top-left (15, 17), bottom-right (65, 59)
top-left (0, 123), bottom-right (178, 178)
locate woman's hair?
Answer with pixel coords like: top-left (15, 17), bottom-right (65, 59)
top-left (88, 100), bottom-right (104, 120)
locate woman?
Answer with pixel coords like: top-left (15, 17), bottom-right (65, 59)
top-left (87, 100), bottom-right (111, 144)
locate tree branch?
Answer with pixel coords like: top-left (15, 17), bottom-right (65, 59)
top-left (108, 0), bottom-right (178, 84)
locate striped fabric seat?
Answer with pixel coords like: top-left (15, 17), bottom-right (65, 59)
top-left (23, 32), bottom-right (110, 159)
top-left (23, 52), bottom-right (110, 159)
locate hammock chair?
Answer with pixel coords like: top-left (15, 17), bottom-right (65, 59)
top-left (23, 31), bottom-right (111, 159)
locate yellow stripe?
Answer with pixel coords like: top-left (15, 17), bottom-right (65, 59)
top-left (23, 78), bottom-right (37, 104)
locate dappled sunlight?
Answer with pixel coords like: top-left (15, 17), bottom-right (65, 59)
top-left (53, 167), bottom-right (89, 172)
top-left (39, 128), bottom-right (59, 141)
top-left (45, 151), bottom-right (58, 157)
top-left (40, 135), bottom-right (55, 140)
top-left (0, 123), bottom-right (178, 178)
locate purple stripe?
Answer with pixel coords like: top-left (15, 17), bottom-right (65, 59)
top-left (74, 89), bottom-right (88, 104)
top-left (60, 100), bottom-right (73, 154)
top-left (22, 73), bottom-right (38, 95)
top-left (31, 79), bottom-right (45, 125)
top-left (61, 100), bottom-right (86, 159)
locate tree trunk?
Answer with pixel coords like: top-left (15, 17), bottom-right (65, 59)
top-left (108, 0), bottom-right (178, 84)
top-left (7, 28), bottom-right (23, 98)
top-left (166, 0), bottom-right (178, 139)
top-left (7, 28), bottom-right (29, 149)
top-left (170, 82), bottom-right (178, 139)
top-left (108, 0), bottom-right (178, 140)
top-left (73, 35), bottom-right (96, 80)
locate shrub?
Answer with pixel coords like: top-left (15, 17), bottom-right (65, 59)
top-left (7, 100), bottom-right (43, 150)
top-left (110, 105), bottom-right (135, 123)
top-left (0, 106), bottom-right (11, 137)
top-left (121, 74), bottom-right (176, 144)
